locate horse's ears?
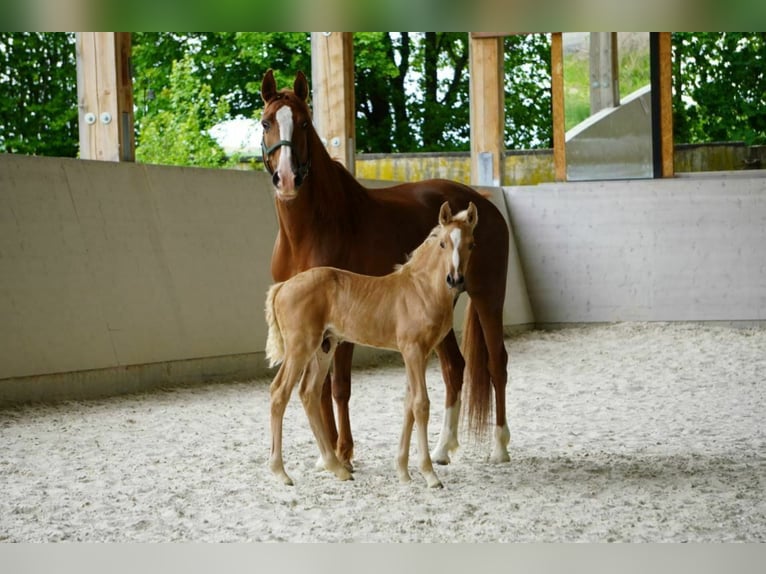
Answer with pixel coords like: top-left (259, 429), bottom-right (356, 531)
top-left (466, 202), bottom-right (478, 228)
top-left (439, 202), bottom-right (453, 226)
top-left (262, 69), bottom-right (277, 104)
top-left (294, 71), bottom-right (309, 102)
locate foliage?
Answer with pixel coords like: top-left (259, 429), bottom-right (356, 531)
top-left (135, 55), bottom-right (232, 168)
top-left (672, 32), bottom-right (766, 145)
top-left (0, 32), bottom-right (78, 157)
top-left (504, 34), bottom-right (552, 149)
top-left (3, 32), bottom-right (765, 164)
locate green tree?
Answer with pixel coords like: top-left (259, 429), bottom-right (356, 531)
top-left (672, 32), bottom-right (766, 145)
top-left (504, 34), bottom-right (553, 149)
top-left (135, 55), bottom-right (232, 167)
top-left (0, 32), bottom-right (78, 157)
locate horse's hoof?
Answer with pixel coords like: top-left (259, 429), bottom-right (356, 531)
top-left (432, 453), bottom-right (451, 466)
top-left (489, 450), bottom-right (511, 464)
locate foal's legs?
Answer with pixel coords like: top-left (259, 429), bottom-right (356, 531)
top-left (398, 351), bottom-right (443, 488)
top-left (269, 360), bottom-right (305, 485)
top-left (432, 329), bottom-right (465, 465)
top-left (299, 342), bottom-right (352, 482)
top-left (330, 342), bottom-right (355, 470)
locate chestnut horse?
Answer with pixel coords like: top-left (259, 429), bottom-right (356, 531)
top-left (260, 69), bottom-right (510, 467)
top-left (266, 202), bottom-right (477, 488)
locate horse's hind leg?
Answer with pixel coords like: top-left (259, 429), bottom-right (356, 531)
top-left (300, 341), bottom-right (352, 482)
top-left (473, 297), bottom-right (511, 463)
top-left (432, 329), bottom-right (465, 465)
top-left (269, 361), bottom-right (302, 485)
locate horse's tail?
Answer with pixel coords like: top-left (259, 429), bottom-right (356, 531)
top-left (264, 282), bottom-right (285, 367)
top-left (461, 299), bottom-right (492, 437)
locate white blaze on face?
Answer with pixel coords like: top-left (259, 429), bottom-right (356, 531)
top-left (449, 227), bottom-right (462, 278)
top-left (275, 106), bottom-right (296, 193)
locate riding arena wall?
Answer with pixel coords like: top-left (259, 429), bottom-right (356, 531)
top-left (1, 153), bottom-right (764, 404)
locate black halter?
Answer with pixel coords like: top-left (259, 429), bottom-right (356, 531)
top-left (261, 138), bottom-right (311, 183)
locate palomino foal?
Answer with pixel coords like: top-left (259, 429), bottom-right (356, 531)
top-left (265, 202), bottom-right (478, 488)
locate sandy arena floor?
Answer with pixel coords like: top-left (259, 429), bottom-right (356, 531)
top-left (1, 322), bottom-right (764, 542)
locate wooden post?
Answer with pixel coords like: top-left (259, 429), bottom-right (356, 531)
top-left (310, 32), bottom-right (355, 173)
top-left (469, 34), bottom-right (504, 186)
top-left (76, 32), bottom-right (134, 162)
top-left (657, 32), bottom-right (674, 178)
top-left (551, 32), bottom-right (566, 182)
top-left (589, 32), bottom-right (619, 113)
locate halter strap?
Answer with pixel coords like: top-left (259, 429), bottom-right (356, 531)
top-left (262, 139), bottom-right (293, 156)
top-left (261, 138), bottom-right (311, 181)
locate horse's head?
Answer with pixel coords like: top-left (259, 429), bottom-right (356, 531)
top-left (437, 201), bottom-right (478, 293)
top-left (260, 69), bottom-right (312, 199)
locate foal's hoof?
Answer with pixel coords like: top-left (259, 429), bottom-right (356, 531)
top-left (425, 474), bottom-right (444, 489)
top-left (335, 466), bottom-right (354, 482)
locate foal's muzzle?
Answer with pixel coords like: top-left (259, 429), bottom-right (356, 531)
top-left (446, 273), bottom-right (465, 291)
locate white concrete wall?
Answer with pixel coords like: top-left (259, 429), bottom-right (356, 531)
top-left (504, 171), bottom-right (766, 324)
top-left (5, 152), bottom-right (762, 404)
top-left (0, 154), bottom-right (532, 403)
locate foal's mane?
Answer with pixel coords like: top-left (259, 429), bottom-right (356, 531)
top-left (393, 224), bottom-right (449, 272)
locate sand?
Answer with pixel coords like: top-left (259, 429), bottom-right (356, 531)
top-left (1, 322), bottom-right (764, 542)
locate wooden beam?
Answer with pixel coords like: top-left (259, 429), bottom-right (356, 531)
top-left (590, 32), bottom-right (619, 113)
top-left (469, 35), bottom-right (504, 186)
top-left (76, 33), bottom-right (134, 162)
top-left (658, 32), bottom-right (674, 178)
top-left (310, 32), bottom-right (355, 173)
top-left (551, 32), bottom-right (566, 181)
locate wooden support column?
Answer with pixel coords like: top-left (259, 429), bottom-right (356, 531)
top-left (469, 34), bottom-right (504, 186)
top-left (590, 32), bottom-right (619, 113)
top-left (657, 32), bottom-right (674, 178)
top-left (76, 32), bottom-right (134, 162)
top-left (310, 32), bottom-right (355, 173)
top-left (551, 32), bottom-right (566, 182)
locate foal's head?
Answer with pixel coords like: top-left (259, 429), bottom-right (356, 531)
top-left (260, 69), bottom-right (312, 199)
top-left (435, 201), bottom-right (478, 293)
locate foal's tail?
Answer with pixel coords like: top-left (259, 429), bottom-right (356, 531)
top-left (462, 299), bottom-right (492, 437)
top-left (264, 282), bottom-right (285, 367)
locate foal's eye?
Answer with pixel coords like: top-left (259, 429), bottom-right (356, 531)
top-left (439, 241), bottom-right (445, 249)
top-left (261, 120), bottom-right (271, 131)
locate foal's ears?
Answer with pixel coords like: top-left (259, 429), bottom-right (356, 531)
top-left (294, 71), bottom-right (309, 102)
top-left (438, 202), bottom-right (453, 226)
top-left (465, 202), bottom-right (478, 228)
top-left (438, 201), bottom-right (479, 228)
top-left (261, 69), bottom-right (277, 103)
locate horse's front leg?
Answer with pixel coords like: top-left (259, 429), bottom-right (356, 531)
top-left (331, 342), bottom-right (355, 471)
top-left (432, 330), bottom-right (465, 465)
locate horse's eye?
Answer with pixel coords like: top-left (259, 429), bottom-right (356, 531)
top-left (301, 120), bottom-right (309, 129)
top-left (440, 241), bottom-right (445, 248)
top-left (262, 120), bottom-right (271, 131)
top-left (469, 242), bottom-right (475, 250)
